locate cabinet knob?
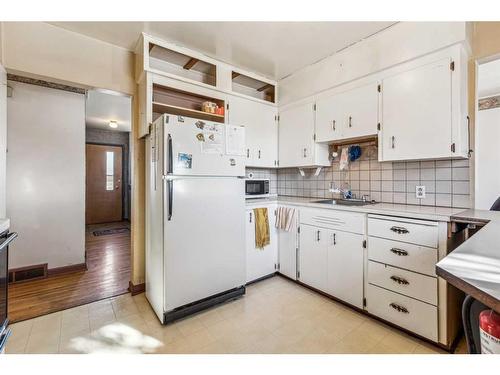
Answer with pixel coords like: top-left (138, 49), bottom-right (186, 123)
top-left (391, 136), bottom-right (395, 149)
top-left (258, 150), bottom-right (261, 159)
top-left (390, 226), bottom-right (409, 234)
top-left (332, 120), bottom-right (336, 131)
top-left (246, 149), bottom-right (250, 158)
top-left (316, 230), bottom-right (321, 241)
top-left (303, 148), bottom-right (307, 158)
top-left (390, 248), bottom-right (409, 256)
top-left (349, 116), bottom-right (352, 127)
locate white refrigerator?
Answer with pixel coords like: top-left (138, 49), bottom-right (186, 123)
top-left (146, 114), bottom-right (247, 323)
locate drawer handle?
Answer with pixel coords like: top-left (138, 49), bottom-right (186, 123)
top-left (389, 303), bottom-right (409, 314)
top-left (390, 275), bottom-right (410, 285)
top-left (390, 248), bottom-right (409, 256)
top-left (390, 226), bottom-right (409, 234)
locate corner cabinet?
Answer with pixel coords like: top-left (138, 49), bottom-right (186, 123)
top-left (379, 45), bottom-right (469, 161)
top-left (226, 95), bottom-right (278, 168)
top-left (315, 82), bottom-right (379, 143)
top-left (278, 101), bottom-right (330, 168)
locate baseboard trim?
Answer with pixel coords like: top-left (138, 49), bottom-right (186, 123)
top-left (47, 262), bottom-right (87, 277)
top-left (129, 281), bottom-right (145, 295)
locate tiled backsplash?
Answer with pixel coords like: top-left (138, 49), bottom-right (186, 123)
top-left (271, 145), bottom-right (471, 208)
top-left (245, 168), bottom-right (278, 195)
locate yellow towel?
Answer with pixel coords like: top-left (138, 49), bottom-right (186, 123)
top-left (254, 207), bottom-right (270, 249)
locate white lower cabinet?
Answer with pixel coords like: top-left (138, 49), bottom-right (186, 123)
top-left (277, 206), bottom-right (299, 280)
top-left (245, 204), bottom-right (278, 283)
top-left (326, 230), bottom-right (364, 309)
top-left (366, 284), bottom-right (438, 342)
top-left (298, 208), bottom-right (365, 308)
top-left (298, 224), bottom-right (328, 291)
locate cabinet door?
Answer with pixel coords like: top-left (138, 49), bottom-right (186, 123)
top-left (278, 102), bottom-right (315, 167)
top-left (228, 95), bottom-right (277, 168)
top-left (278, 206), bottom-right (298, 280)
top-left (245, 208), bottom-right (278, 283)
top-left (381, 58), bottom-right (452, 161)
top-left (327, 230), bottom-right (364, 308)
top-left (298, 224), bottom-right (327, 291)
top-left (315, 93), bottom-right (344, 142)
top-left (342, 82), bottom-right (379, 139)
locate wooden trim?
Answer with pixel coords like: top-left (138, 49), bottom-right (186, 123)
top-left (129, 281), bottom-right (145, 295)
top-left (47, 262), bottom-right (87, 277)
top-left (436, 266), bottom-right (500, 313)
top-left (231, 71), bottom-right (240, 79)
top-left (183, 58), bottom-right (199, 70)
top-left (7, 74), bottom-right (86, 95)
top-left (257, 83), bottom-right (273, 92)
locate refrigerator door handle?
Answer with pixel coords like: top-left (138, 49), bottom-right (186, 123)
top-left (167, 179), bottom-right (173, 221)
top-left (167, 134), bottom-right (173, 175)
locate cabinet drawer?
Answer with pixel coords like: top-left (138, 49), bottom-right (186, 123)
top-left (368, 261), bottom-right (437, 305)
top-left (368, 237), bottom-right (437, 276)
top-left (366, 284), bottom-right (438, 342)
top-left (300, 208), bottom-right (365, 234)
top-left (368, 215), bottom-right (438, 248)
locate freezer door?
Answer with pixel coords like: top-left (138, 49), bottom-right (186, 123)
top-left (163, 176), bottom-right (246, 312)
top-left (161, 115), bottom-right (245, 177)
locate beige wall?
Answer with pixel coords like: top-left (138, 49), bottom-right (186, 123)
top-left (1, 22), bottom-right (145, 287)
top-left (2, 22), bottom-right (135, 95)
top-left (467, 22), bottom-right (500, 206)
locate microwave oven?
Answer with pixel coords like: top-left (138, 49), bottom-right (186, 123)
top-left (245, 179), bottom-right (270, 198)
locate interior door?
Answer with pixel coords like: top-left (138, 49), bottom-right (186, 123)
top-left (278, 102), bottom-right (315, 167)
top-left (86, 144), bottom-right (122, 224)
top-left (381, 58), bottom-right (452, 161)
top-left (342, 82), bottom-right (379, 139)
top-left (327, 230), bottom-right (364, 308)
top-left (298, 224), bottom-right (327, 291)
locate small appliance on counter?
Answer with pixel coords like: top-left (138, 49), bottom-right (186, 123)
top-left (0, 220), bottom-right (17, 354)
top-left (245, 178), bottom-right (270, 199)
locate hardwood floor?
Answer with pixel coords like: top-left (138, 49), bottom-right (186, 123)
top-left (8, 221), bottom-right (131, 322)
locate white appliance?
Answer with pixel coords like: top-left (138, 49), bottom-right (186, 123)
top-left (146, 114), bottom-right (247, 323)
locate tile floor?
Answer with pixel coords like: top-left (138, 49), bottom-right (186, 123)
top-left (5, 276), bottom-right (467, 354)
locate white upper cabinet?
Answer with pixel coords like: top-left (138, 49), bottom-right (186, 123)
top-left (315, 93), bottom-right (344, 142)
top-left (379, 45), bottom-right (469, 161)
top-left (278, 101), bottom-right (329, 168)
top-left (341, 82), bottom-right (379, 140)
top-left (315, 82), bottom-right (379, 143)
top-left (227, 95), bottom-right (278, 168)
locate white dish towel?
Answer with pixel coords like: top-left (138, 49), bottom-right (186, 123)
top-left (275, 206), bottom-right (296, 232)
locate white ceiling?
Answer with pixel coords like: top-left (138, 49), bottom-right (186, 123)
top-left (49, 22), bottom-right (396, 79)
top-left (86, 90), bottom-right (132, 132)
top-left (478, 58), bottom-right (500, 99)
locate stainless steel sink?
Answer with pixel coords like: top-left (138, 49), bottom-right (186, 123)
top-left (312, 198), bottom-right (376, 206)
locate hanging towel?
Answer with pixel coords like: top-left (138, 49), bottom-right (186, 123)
top-left (275, 206), bottom-right (296, 232)
top-left (254, 208), bottom-right (270, 249)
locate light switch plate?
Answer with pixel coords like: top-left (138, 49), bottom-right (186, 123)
top-left (416, 185), bottom-right (426, 199)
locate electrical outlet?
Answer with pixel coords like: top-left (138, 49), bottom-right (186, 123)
top-left (416, 185), bottom-right (426, 199)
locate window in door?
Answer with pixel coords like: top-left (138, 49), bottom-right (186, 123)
top-left (106, 151), bottom-right (114, 191)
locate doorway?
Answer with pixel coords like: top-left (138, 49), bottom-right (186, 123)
top-left (86, 143), bottom-right (124, 224)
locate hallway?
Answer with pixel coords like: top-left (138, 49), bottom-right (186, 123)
top-left (8, 221), bottom-right (131, 322)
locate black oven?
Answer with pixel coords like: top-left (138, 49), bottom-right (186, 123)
top-left (0, 230), bottom-right (17, 353)
top-left (245, 179), bottom-right (270, 198)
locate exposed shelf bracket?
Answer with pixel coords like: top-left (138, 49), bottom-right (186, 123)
top-left (183, 58), bottom-right (199, 70)
top-left (313, 167), bottom-right (322, 176)
top-left (298, 169), bottom-right (306, 177)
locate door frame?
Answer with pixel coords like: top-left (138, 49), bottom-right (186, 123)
top-left (85, 141), bottom-right (127, 222)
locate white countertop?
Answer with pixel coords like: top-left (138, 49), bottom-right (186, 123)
top-left (0, 218), bottom-right (9, 234)
top-left (436, 209), bottom-right (500, 312)
top-left (246, 195), bottom-right (465, 222)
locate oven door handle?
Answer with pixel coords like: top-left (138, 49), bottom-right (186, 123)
top-left (0, 232), bottom-right (18, 251)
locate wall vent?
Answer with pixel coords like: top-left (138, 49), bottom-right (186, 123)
top-left (8, 264), bottom-right (48, 283)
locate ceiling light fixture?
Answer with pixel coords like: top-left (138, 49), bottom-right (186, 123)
top-left (109, 121), bottom-right (118, 129)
